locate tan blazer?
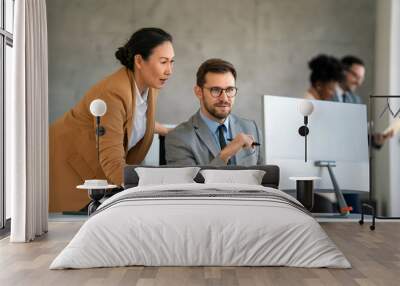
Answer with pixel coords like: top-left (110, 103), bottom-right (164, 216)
top-left (49, 68), bottom-right (158, 212)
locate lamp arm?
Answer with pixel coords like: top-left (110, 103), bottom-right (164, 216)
top-left (95, 116), bottom-right (106, 166)
top-left (304, 116), bottom-right (309, 162)
top-left (96, 116), bottom-right (100, 166)
top-left (298, 116), bottom-right (310, 162)
top-left (305, 133), bottom-right (307, 162)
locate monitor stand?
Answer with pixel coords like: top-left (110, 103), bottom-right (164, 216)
top-left (315, 160), bottom-right (352, 216)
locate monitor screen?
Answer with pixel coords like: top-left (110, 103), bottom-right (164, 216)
top-left (263, 95), bottom-right (369, 192)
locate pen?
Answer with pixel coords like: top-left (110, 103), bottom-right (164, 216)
top-left (227, 138), bottom-right (261, 146)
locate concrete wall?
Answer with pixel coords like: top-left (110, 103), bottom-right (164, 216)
top-left (47, 0), bottom-right (376, 128)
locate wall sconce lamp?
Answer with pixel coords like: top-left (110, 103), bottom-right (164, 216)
top-left (298, 100), bottom-right (314, 162)
top-left (89, 99), bottom-right (107, 164)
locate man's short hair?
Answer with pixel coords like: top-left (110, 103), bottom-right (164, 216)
top-left (196, 58), bottom-right (237, 87)
top-left (341, 55), bottom-right (365, 70)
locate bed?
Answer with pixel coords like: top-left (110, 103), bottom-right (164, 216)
top-left (50, 165), bottom-right (351, 269)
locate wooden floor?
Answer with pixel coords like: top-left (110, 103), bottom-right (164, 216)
top-left (0, 221), bottom-right (399, 286)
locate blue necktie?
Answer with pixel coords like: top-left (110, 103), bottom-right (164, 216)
top-left (217, 125), bottom-right (227, 149)
top-left (342, 93), bottom-right (347, 103)
top-left (218, 125), bottom-right (233, 165)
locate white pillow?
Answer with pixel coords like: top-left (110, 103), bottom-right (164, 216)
top-left (135, 167), bottom-right (201, 186)
top-left (200, 169), bottom-right (266, 185)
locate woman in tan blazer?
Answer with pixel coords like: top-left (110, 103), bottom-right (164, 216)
top-left (50, 28), bottom-right (175, 212)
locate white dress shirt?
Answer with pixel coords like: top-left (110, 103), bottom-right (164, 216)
top-left (335, 86), bottom-right (345, 102)
top-left (128, 80), bottom-right (148, 150)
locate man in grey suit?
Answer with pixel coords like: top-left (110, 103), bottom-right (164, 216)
top-left (332, 55), bottom-right (365, 104)
top-left (165, 58), bottom-right (263, 166)
top-left (331, 55), bottom-right (392, 147)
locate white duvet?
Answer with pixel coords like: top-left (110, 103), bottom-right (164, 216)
top-left (50, 183), bottom-right (351, 269)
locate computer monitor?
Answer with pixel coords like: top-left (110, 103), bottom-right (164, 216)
top-left (263, 95), bottom-right (369, 192)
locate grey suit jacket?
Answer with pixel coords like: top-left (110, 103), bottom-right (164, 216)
top-left (165, 111), bottom-right (264, 166)
top-left (332, 90), bottom-right (362, 104)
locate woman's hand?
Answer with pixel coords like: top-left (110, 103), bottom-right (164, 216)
top-left (155, 122), bottom-right (173, 136)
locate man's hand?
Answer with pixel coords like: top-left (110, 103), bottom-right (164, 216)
top-left (231, 133), bottom-right (255, 149)
top-left (374, 130), bottom-right (394, 146)
top-left (219, 133), bottom-right (255, 163)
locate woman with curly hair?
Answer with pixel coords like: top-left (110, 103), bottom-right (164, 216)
top-left (50, 28), bottom-right (174, 212)
top-left (305, 54), bottom-right (343, 100)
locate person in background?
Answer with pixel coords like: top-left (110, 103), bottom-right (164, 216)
top-left (332, 55), bottom-right (364, 104)
top-left (50, 28), bottom-right (175, 212)
top-left (332, 55), bottom-right (393, 147)
top-left (304, 54), bottom-right (344, 101)
top-left (165, 58), bottom-right (263, 166)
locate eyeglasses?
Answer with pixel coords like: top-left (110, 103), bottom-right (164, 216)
top-left (203, 86), bottom-right (238, 98)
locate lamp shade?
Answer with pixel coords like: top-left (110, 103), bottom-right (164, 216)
top-left (298, 100), bottom-right (314, 116)
top-left (90, 99), bottom-right (107, 117)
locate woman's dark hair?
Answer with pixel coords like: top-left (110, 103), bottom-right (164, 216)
top-left (115, 28), bottom-right (173, 70)
top-left (308, 54), bottom-right (344, 86)
top-left (196, 58), bottom-right (237, 87)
